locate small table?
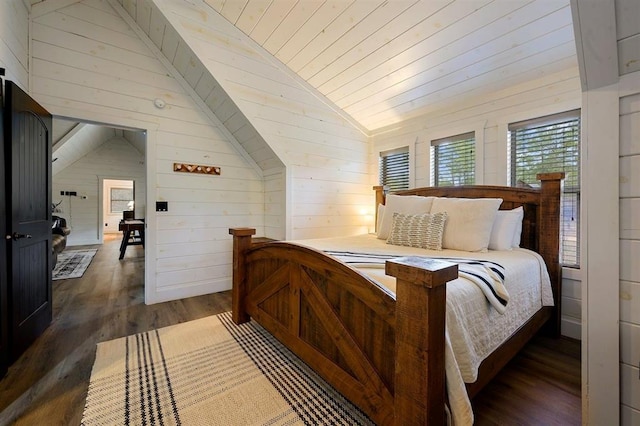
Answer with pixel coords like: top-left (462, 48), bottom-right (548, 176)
top-left (118, 219), bottom-right (145, 260)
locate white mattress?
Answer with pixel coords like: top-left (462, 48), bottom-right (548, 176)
top-left (291, 233), bottom-right (554, 425)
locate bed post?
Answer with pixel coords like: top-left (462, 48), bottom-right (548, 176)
top-left (386, 257), bottom-right (458, 425)
top-left (229, 227), bottom-right (256, 324)
top-left (373, 185), bottom-right (386, 233)
top-left (536, 172), bottom-right (565, 336)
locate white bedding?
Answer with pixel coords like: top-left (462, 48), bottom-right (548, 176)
top-left (291, 233), bottom-right (554, 426)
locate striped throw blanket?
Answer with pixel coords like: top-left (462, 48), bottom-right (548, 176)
top-left (324, 251), bottom-right (509, 314)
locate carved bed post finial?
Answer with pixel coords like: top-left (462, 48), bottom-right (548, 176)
top-left (385, 257), bottom-right (458, 425)
top-left (229, 228), bottom-right (256, 324)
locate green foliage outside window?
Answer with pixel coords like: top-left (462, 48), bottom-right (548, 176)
top-left (510, 111), bottom-right (580, 267)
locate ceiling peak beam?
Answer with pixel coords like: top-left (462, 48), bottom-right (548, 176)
top-left (52, 122), bottom-right (86, 153)
top-left (570, 0), bottom-right (619, 91)
top-left (110, 0), bottom-right (275, 176)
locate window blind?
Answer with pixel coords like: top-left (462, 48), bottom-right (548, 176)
top-left (111, 187), bottom-right (134, 213)
top-left (379, 147), bottom-right (409, 191)
top-left (509, 110), bottom-right (580, 267)
top-left (432, 132), bottom-right (475, 187)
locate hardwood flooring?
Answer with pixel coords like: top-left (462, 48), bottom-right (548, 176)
top-left (0, 235), bottom-right (231, 425)
top-left (473, 335), bottom-right (581, 425)
top-left (0, 235), bottom-right (581, 425)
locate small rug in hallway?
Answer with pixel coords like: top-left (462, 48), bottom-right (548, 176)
top-left (81, 312), bottom-right (373, 426)
top-left (52, 249), bottom-right (97, 280)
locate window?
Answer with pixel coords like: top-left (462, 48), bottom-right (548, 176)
top-left (110, 187), bottom-right (134, 213)
top-left (379, 147), bottom-right (409, 191)
top-left (431, 132), bottom-right (475, 186)
top-left (509, 110), bottom-right (580, 267)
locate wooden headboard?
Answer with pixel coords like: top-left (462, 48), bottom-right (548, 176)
top-left (374, 172), bottom-right (565, 334)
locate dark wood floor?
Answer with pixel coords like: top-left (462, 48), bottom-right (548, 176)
top-left (0, 235), bottom-right (580, 425)
top-left (473, 334), bottom-right (581, 425)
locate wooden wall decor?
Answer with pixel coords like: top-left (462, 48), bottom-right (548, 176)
top-left (173, 163), bottom-right (221, 175)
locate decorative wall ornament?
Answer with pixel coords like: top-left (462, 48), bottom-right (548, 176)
top-left (173, 163), bottom-right (221, 175)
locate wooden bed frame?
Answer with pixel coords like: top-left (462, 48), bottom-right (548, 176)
top-left (229, 172), bottom-right (564, 425)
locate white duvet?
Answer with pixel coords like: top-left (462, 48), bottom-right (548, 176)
top-left (291, 234), bottom-right (554, 426)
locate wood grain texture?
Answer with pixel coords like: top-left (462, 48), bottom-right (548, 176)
top-left (200, 0), bottom-right (577, 131)
top-left (0, 235), bottom-right (579, 425)
top-left (473, 335), bottom-right (581, 426)
top-left (388, 257), bottom-right (457, 425)
top-left (230, 175), bottom-right (564, 424)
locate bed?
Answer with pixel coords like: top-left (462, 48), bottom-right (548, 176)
top-left (229, 172), bottom-right (564, 425)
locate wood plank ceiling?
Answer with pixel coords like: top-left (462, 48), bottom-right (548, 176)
top-left (25, 0), bottom-right (582, 133)
top-left (202, 0), bottom-right (578, 132)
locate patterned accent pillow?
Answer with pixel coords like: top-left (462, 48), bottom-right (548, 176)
top-left (386, 212), bottom-right (448, 250)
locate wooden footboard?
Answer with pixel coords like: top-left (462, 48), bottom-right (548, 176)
top-left (229, 229), bottom-right (457, 425)
top-left (229, 172), bottom-right (564, 425)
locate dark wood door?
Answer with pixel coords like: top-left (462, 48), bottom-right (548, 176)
top-left (4, 80), bottom-right (53, 362)
top-left (0, 77), bottom-right (8, 377)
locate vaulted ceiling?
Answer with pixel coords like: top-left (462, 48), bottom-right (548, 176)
top-left (28, 0), bottom-right (639, 140)
top-left (202, 0), bottom-right (578, 131)
top-left (28, 0), bottom-right (580, 134)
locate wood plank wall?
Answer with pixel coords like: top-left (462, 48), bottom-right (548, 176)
top-left (25, 0), bottom-right (264, 303)
top-left (619, 84), bottom-right (640, 425)
top-left (0, 0), bottom-right (28, 89)
top-left (156, 0), bottom-right (373, 240)
top-left (616, 0), bottom-right (640, 76)
top-left (370, 67), bottom-right (583, 340)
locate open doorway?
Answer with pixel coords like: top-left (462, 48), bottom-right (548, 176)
top-left (52, 118), bottom-right (147, 277)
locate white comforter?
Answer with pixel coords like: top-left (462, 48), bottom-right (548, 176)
top-left (291, 234), bottom-right (554, 426)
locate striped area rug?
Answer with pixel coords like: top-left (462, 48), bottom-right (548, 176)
top-left (81, 312), bottom-right (373, 425)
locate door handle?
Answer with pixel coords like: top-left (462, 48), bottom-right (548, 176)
top-left (5, 233), bottom-right (32, 240)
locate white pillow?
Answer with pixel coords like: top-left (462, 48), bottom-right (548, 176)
top-left (430, 197), bottom-right (502, 252)
top-left (377, 195), bottom-right (435, 240)
top-left (489, 207), bottom-right (524, 251)
top-left (376, 204), bottom-right (385, 234)
top-left (511, 206), bottom-right (525, 247)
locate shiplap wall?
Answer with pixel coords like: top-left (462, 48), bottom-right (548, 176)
top-left (616, 0), bottom-right (640, 76)
top-left (371, 67), bottom-right (583, 339)
top-left (0, 0), bottom-right (28, 90)
top-left (53, 136), bottom-right (145, 246)
top-left (619, 80), bottom-right (640, 425)
top-left (154, 0), bottom-right (372, 240)
top-left (26, 0), bottom-right (264, 303)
